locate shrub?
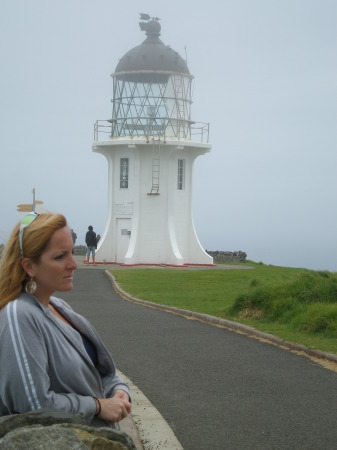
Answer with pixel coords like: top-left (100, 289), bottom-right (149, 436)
top-left (270, 297), bottom-right (297, 321)
top-left (230, 270), bottom-right (337, 329)
top-left (231, 287), bottom-right (272, 314)
top-left (250, 279), bottom-right (258, 288)
top-left (295, 303), bottom-right (337, 335)
top-left (289, 272), bottom-right (337, 304)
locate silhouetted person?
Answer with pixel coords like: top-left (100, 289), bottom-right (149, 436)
top-left (71, 229), bottom-right (77, 244)
top-left (85, 225), bottom-right (97, 265)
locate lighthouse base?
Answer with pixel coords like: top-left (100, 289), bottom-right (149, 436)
top-left (93, 138), bottom-right (213, 266)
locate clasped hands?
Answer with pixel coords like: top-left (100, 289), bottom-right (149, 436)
top-left (97, 390), bottom-right (131, 424)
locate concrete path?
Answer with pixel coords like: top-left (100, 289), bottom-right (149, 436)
top-left (61, 262), bottom-right (337, 450)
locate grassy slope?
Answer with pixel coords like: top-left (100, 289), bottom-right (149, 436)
top-left (110, 263), bottom-right (337, 354)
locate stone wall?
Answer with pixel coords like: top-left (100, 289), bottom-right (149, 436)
top-left (0, 410), bottom-right (135, 449)
top-left (0, 245), bottom-right (248, 263)
top-left (0, 244), bottom-right (86, 257)
top-left (206, 250), bottom-right (247, 263)
top-left (74, 245), bottom-right (87, 256)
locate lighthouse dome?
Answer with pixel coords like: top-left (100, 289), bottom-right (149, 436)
top-left (114, 19), bottom-right (190, 75)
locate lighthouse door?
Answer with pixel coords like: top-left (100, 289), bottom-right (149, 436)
top-left (116, 218), bottom-right (131, 262)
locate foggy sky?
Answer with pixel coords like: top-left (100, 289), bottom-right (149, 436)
top-left (0, 0), bottom-right (336, 271)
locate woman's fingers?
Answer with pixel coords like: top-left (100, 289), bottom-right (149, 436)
top-left (99, 396), bottom-right (131, 422)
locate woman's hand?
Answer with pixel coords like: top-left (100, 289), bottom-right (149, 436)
top-left (97, 391), bottom-right (131, 424)
top-left (114, 389), bottom-right (131, 403)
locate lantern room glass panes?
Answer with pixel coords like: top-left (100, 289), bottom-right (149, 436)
top-left (111, 74), bottom-right (193, 139)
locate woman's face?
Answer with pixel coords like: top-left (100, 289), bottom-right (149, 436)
top-left (29, 226), bottom-right (77, 304)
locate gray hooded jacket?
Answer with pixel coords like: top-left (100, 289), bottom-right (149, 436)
top-left (0, 293), bottom-right (130, 426)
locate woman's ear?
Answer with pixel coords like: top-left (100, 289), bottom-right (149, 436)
top-left (21, 258), bottom-right (34, 276)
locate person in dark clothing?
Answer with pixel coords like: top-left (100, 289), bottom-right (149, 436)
top-left (85, 225), bottom-right (97, 265)
top-left (71, 229), bottom-right (77, 244)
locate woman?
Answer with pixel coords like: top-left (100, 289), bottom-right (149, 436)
top-left (0, 213), bottom-right (131, 427)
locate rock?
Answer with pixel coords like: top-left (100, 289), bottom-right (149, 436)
top-left (0, 409), bottom-right (86, 438)
top-left (0, 410), bottom-right (135, 449)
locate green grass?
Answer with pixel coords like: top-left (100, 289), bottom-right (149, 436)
top-left (110, 262), bottom-right (337, 354)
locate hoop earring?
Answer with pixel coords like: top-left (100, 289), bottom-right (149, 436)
top-left (25, 278), bottom-right (37, 295)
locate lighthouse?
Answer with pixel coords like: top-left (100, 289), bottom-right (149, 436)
top-left (93, 15), bottom-right (213, 266)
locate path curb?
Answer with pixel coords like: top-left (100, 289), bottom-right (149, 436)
top-left (118, 371), bottom-right (183, 450)
top-left (105, 271), bottom-right (337, 365)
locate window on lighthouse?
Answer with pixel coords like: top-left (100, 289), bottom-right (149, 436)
top-left (120, 158), bottom-right (129, 189)
top-left (177, 159), bottom-right (185, 190)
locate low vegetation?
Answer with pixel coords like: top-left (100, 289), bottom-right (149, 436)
top-left (231, 270), bottom-right (337, 330)
top-left (111, 262), bottom-right (337, 354)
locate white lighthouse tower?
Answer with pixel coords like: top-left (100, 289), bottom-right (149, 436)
top-left (93, 16), bottom-right (213, 266)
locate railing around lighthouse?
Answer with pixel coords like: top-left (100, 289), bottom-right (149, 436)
top-left (94, 119), bottom-right (210, 143)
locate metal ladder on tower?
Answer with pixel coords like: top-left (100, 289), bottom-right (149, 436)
top-left (148, 138), bottom-right (160, 195)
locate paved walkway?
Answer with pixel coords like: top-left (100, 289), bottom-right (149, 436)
top-left (62, 260), bottom-right (337, 450)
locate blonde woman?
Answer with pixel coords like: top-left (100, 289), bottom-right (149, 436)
top-left (0, 213), bottom-right (131, 426)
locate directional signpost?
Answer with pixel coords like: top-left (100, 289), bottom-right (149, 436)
top-left (17, 188), bottom-right (43, 212)
top-left (17, 204), bottom-right (34, 212)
